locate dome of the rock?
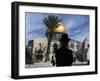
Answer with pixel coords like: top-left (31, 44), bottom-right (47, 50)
top-left (48, 23), bottom-right (67, 34)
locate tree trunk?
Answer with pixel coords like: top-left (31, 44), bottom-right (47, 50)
top-left (44, 33), bottom-right (53, 62)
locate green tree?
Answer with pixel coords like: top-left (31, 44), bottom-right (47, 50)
top-left (43, 15), bottom-right (61, 62)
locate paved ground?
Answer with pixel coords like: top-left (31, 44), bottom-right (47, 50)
top-left (25, 62), bottom-right (53, 68)
top-left (25, 61), bottom-right (88, 68)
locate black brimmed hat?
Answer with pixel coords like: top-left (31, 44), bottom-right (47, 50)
top-left (59, 34), bottom-right (70, 42)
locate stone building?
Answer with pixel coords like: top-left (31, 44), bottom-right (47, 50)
top-left (26, 23), bottom-right (83, 67)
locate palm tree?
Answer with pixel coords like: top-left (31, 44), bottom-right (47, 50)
top-left (43, 15), bottom-right (61, 62)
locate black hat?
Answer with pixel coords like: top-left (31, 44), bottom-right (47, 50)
top-left (59, 34), bottom-right (70, 42)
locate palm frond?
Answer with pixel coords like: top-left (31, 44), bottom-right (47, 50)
top-left (43, 15), bottom-right (61, 31)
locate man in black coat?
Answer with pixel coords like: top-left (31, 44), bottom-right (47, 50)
top-left (55, 34), bottom-right (73, 66)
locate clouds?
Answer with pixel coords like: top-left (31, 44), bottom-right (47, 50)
top-left (58, 14), bottom-right (89, 42)
top-left (25, 12), bottom-right (89, 45)
top-left (67, 15), bottom-right (89, 42)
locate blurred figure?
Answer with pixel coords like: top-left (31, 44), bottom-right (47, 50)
top-left (51, 56), bottom-right (56, 66)
top-left (55, 34), bottom-right (73, 66)
top-left (87, 44), bottom-right (90, 65)
top-left (53, 43), bottom-right (58, 53)
top-left (75, 39), bottom-right (89, 64)
top-left (39, 43), bottom-right (43, 50)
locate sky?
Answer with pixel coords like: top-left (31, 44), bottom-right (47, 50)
top-left (25, 12), bottom-right (89, 45)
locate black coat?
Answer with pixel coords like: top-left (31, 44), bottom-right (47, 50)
top-left (55, 46), bottom-right (73, 66)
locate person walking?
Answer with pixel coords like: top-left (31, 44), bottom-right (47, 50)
top-left (55, 34), bottom-right (73, 66)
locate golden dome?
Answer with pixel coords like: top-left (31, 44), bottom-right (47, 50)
top-left (54, 23), bottom-right (67, 34)
top-left (48, 23), bottom-right (67, 34)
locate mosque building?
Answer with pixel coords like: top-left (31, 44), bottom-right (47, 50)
top-left (26, 23), bottom-right (89, 68)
